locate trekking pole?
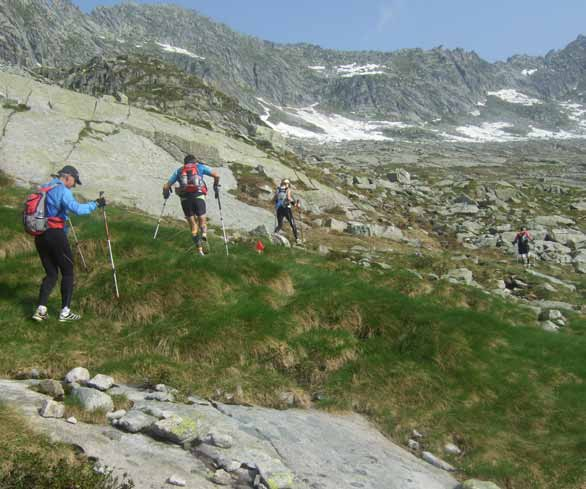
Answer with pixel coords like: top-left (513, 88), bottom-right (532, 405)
top-left (297, 201), bottom-right (305, 244)
top-left (215, 191), bottom-right (229, 257)
top-left (67, 217), bottom-right (88, 272)
top-left (153, 198), bottom-right (168, 240)
top-left (100, 191), bottom-right (120, 299)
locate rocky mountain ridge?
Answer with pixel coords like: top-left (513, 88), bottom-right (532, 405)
top-left (2, 0), bottom-right (586, 141)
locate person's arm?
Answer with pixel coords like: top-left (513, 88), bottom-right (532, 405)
top-left (62, 188), bottom-right (97, 215)
top-left (512, 233), bottom-right (519, 244)
top-left (165, 169), bottom-right (180, 188)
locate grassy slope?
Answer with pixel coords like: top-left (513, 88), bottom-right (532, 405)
top-left (0, 177), bottom-right (585, 489)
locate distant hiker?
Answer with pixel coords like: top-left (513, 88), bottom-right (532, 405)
top-left (27, 166), bottom-right (105, 322)
top-left (163, 154), bottom-right (220, 255)
top-left (512, 226), bottom-right (533, 267)
top-left (274, 178), bottom-right (301, 244)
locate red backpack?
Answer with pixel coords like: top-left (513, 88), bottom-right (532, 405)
top-left (23, 185), bottom-right (63, 236)
top-left (179, 163), bottom-right (207, 194)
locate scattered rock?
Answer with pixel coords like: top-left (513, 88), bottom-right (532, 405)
top-left (444, 443), bottom-right (462, 456)
top-left (107, 409), bottom-right (127, 420)
top-left (149, 415), bottom-right (203, 444)
top-left (145, 391), bottom-right (175, 402)
top-left (66, 416), bottom-right (78, 424)
top-left (323, 217), bottom-right (347, 232)
top-left (388, 168), bottom-right (411, 185)
top-left (37, 379), bottom-right (65, 399)
top-left (166, 475), bottom-right (187, 487)
top-left (39, 399), bottom-right (64, 418)
top-left (116, 410), bottom-right (157, 433)
top-left (64, 367), bottom-right (90, 384)
top-left (271, 233), bottom-right (291, 247)
top-left (71, 386), bottom-right (114, 412)
top-left (87, 374), bottom-right (115, 391)
top-left (445, 268), bottom-right (474, 285)
top-left (211, 469), bottom-right (232, 485)
top-left (421, 451), bottom-right (456, 472)
top-left (541, 321), bottom-right (560, 333)
top-left (408, 439), bottom-right (420, 451)
top-left (204, 431), bottom-right (234, 449)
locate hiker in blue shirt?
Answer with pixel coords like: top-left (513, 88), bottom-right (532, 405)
top-left (32, 166), bottom-right (105, 322)
top-left (162, 154), bottom-right (220, 255)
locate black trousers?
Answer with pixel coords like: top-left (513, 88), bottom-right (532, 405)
top-left (275, 206), bottom-right (298, 240)
top-left (34, 229), bottom-right (74, 309)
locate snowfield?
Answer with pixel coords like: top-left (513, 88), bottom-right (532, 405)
top-left (257, 99), bottom-right (411, 142)
top-left (521, 69), bottom-right (538, 76)
top-left (156, 42), bottom-right (205, 60)
top-left (487, 89), bottom-right (542, 106)
top-left (336, 63), bottom-right (386, 77)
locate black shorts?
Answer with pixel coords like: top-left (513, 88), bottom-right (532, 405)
top-left (181, 195), bottom-right (207, 217)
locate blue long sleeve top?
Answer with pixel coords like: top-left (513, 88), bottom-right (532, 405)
top-left (43, 178), bottom-right (97, 221)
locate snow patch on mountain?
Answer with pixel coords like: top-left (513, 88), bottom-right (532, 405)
top-left (308, 65), bottom-right (326, 71)
top-left (156, 42), bottom-right (205, 60)
top-left (561, 102), bottom-right (586, 127)
top-left (450, 122), bottom-right (519, 142)
top-left (257, 99), bottom-right (410, 142)
top-left (487, 89), bottom-right (542, 106)
top-left (522, 69), bottom-right (538, 76)
top-left (336, 63), bottom-right (386, 77)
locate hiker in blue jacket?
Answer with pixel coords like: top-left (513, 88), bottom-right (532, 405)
top-left (162, 154), bottom-right (220, 256)
top-left (32, 165), bottom-right (105, 322)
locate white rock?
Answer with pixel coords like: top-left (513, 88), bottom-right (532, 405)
top-left (107, 409), bottom-right (127, 420)
top-left (166, 475), bottom-right (186, 487)
top-left (66, 416), bottom-right (78, 424)
top-left (408, 439), bottom-right (420, 450)
top-left (444, 442), bottom-right (462, 455)
top-left (64, 367), bottom-right (90, 384)
top-left (71, 386), bottom-right (114, 412)
top-left (87, 374), bottom-right (114, 391)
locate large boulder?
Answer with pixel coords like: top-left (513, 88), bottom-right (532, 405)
top-left (445, 268), bottom-right (474, 285)
top-left (534, 215), bottom-right (575, 227)
top-left (71, 386), bottom-right (114, 412)
top-left (116, 410), bottom-right (157, 433)
top-left (323, 217), bottom-right (347, 232)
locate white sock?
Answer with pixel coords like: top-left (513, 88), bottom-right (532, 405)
top-left (37, 305), bottom-right (47, 314)
top-left (61, 307), bottom-right (70, 316)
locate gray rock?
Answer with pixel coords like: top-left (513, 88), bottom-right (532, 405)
top-left (538, 309), bottom-right (564, 322)
top-left (66, 416), bottom-right (78, 424)
top-left (149, 415), bottom-right (204, 444)
top-left (64, 367), bottom-right (90, 384)
top-left (107, 409), bottom-right (127, 420)
top-left (117, 410), bottom-right (157, 433)
top-left (155, 384), bottom-right (169, 392)
top-left (534, 215), bottom-right (575, 227)
top-left (37, 379), bottom-right (64, 399)
top-left (459, 480), bottom-right (502, 489)
top-left (408, 439), bottom-right (420, 451)
top-left (541, 321), bottom-right (560, 333)
top-left (271, 233), bottom-right (291, 247)
top-left (87, 374), bottom-right (114, 391)
top-left (570, 201), bottom-right (586, 211)
top-left (346, 221), bottom-right (372, 236)
top-left (72, 386), bottom-right (114, 412)
top-left (527, 270), bottom-right (576, 291)
top-left (445, 268), bottom-right (474, 285)
top-left (145, 391), bottom-right (175, 402)
top-left (576, 262), bottom-right (586, 274)
top-left (204, 431), bottom-right (234, 449)
top-left (39, 399), bottom-right (64, 418)
top-left (318, 244), bottom-right (330, 256)
top-left (388, 169), bottom-right (411, 185)
top-left (422, 451), bottom-right (456, 472)
top-left (211, 469), bottom-right (232, 485)
top-left (323, 217), bottom-right (347, 232)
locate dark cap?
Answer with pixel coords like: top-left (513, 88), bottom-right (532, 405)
top-left (184, 154), bottom-right (197, 164)
top-left (55, 165), bottom-right (82, 185)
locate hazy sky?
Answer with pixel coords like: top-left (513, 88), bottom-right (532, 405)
top-left (74, 0), bottom-right (586, 61)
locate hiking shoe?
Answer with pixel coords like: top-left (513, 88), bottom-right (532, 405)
top-left (198, 248), bottom-right (205, 256)
top-left (59, 311), bottom-right (81, 322)
top-left (32, 309), bottom-right (48, 322)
